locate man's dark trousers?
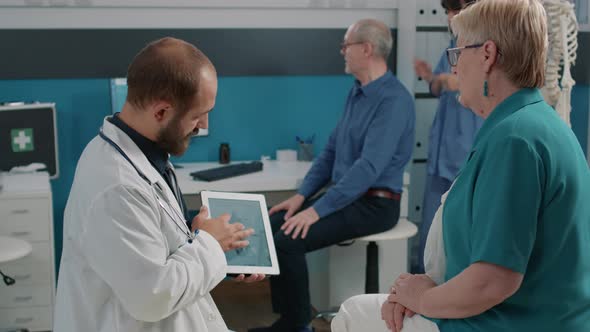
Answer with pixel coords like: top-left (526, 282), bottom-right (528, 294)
top-left (269, 194), bottom-right (400, 328)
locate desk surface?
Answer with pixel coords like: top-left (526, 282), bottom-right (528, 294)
top-left (0, 236), bottom-right (32, 263)
top-left (177, 161), bottom-right (411, 195)
top-left (176, 161), bottom-right (312, 194)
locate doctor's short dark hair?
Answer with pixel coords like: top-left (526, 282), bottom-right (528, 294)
top-left (441, 0), bottom-right (477, 11)
top-left (126, 37), bottom-right (215, 114)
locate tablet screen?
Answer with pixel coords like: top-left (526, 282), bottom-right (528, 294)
top-left (201, 191), bottom-right (279, 275)
top-left (207, 198), bottom-right (272, 267)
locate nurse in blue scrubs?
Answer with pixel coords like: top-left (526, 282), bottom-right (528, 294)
top-left (414, 0), bottom-right (482, 273)
top-left (333, 1), bottom-right (590, 331)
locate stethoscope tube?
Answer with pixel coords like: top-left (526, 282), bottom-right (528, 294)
top-left (99, 129), bottom-right (195, 244)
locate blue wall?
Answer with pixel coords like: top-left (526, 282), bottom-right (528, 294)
top-left (0, 78), bottom-right (588, 270)
top-left (0, 76), bottom-right (353, 268)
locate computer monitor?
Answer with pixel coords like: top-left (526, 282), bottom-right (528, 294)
top-left (0, 103), bottom-right (59, 178)
top-left (109, 78), bottom-right (209, 137)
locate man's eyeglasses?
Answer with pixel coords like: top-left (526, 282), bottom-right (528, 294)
top-left (446, 43), bottom-right (483, 66)
top-left (340, 41), bottom-right (365, 52)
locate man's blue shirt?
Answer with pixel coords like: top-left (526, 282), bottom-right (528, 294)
top-left (428, 39), bottom-right (483, 181)
top-left (298, 71), bottom-right (415, 218)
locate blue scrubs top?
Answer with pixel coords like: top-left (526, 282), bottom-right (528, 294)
top-left (437, 89), bottom-right (590, 332)
top-left (428, 40), bottom-right (483, 181)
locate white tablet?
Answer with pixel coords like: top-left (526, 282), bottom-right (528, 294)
top-left (200, 191), bottom-right (280, 275)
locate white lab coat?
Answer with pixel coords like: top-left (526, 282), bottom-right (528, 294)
top-left (54, 118), bottom-right (229, 332)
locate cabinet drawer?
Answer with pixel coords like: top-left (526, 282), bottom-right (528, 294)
top-left (0, 198), bottom-right (50, 221)
top-left (0, 221), bottom-right (50, 242)
top-left (0, 198), bottom-right (51, 242)
top-left (0, 285), bottom-right (52, 308)
top-left (0, 306), bottom-right (52, 331)
top-left (0, 242), bottom-right (52, 286)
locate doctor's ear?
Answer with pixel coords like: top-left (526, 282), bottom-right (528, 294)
top-left (152, 101), bottom-right (173, 122)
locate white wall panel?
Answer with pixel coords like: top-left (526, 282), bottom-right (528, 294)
top-left (0, 7), bottom-right (399, 29)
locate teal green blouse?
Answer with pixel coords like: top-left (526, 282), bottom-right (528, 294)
top-left (436, 88), bottom-right (590, 332)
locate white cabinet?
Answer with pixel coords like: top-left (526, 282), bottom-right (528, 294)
top-left (0, 172), bottom-right (55, 331)
top-left (415, 0), bottom-right (449, 27)
top-left (413, 98), bottom-right (439, 160)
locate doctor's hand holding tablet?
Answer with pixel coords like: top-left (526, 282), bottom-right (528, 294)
top-left (193, 205), bottom-right (266, 283)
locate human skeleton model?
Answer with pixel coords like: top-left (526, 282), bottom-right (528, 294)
top-left (542, 0), bottom-right (578, 126)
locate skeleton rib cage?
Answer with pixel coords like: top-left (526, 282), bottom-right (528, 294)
top-left (542, 0), bottom-right (579, 126)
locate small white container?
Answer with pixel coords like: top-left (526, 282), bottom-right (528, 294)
top-left (276, 149), bottom-right (297, 162)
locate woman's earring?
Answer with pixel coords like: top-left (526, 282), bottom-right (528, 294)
top-left (483, 80), bottom-right (489, 97)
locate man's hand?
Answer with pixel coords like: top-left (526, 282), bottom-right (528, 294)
top-left (268, 194), bottom-right (305, 220)
top-left (414, 59), bottom-right (434, 83)
top-left (281, 207), bottom-right (319, 239)
top-left (388, 273), bottom-right (436, 314)
top-left (233, 274), bottom-right (266, 283)
top-left (192, 206), bottom-right (255, 252)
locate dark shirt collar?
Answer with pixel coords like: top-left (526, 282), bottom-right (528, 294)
top-left (108, 113), bottom-right (169, 174)
top-left (353, 71), bottom-right (393, 97)
top-left (472, 88), bottom-right (544, 148)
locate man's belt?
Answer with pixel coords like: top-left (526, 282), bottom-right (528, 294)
top-left (365, 189), bottom-right (401, 200)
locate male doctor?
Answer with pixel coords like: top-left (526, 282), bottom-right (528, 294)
top-left (54, 37), bottom-right (263, 332)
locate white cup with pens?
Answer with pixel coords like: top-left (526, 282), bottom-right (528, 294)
top-left (296, 134), bottom-right (315, 161)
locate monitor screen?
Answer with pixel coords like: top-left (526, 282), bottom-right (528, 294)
top-left (0, 103), bottom-right (59, 178)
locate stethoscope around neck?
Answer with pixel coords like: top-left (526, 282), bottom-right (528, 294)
top-left (98, 128), bottom-right (196, 244)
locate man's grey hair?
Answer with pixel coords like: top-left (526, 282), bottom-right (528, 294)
top-left (352, 19), bottom-right (393, 60)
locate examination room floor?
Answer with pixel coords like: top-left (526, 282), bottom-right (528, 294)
top-left (212, 279), bottom-right (331, 332)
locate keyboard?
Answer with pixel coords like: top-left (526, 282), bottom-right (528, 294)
top-left (190, 161), bottom-right (264, 181)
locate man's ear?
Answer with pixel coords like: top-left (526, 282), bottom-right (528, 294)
top-left (364, 42), bottom-right (374, 58)
top-left (151, 101), bottom-right (173, 123)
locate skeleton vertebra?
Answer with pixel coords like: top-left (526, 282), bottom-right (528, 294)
top-left (542, 0), bottom-right (578, 126)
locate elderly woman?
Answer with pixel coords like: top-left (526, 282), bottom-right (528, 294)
top-left (331, 0), bottom-right (590, 331)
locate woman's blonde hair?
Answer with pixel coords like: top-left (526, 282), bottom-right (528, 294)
top-left (450, 0), bottom-right (548, 88)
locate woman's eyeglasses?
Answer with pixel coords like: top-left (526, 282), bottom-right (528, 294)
top-left (446, 43), bottom-right (483, 66)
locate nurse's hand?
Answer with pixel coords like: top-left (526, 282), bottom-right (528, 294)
top-left (439, 73), bottom-right (459, 92)
top-left (414, 58), bottom-right (433, 83)
top-left (233, 274), bottom-right (266, 283)
top-left (193, 206), bottom-right (255, 252)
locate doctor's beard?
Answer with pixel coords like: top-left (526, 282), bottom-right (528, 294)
top-left (156, 118), bottom-right (193, 156)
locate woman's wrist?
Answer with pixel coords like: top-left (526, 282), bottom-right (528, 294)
top-left (417, 287), bottom-right (431, 317)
